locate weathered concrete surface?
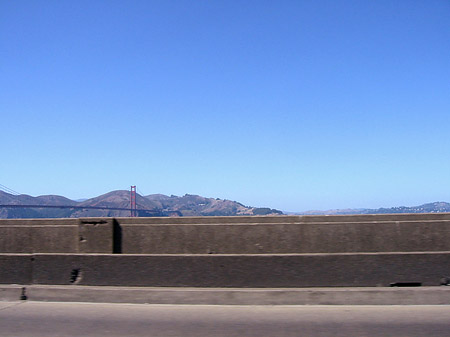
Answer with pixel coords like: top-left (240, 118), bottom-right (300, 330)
top-left (0, 285), bottom-right (23, 301)
top-left (1, 214), bottom-right (450, 254)
top-left (77, 218), bottom-right (114, 253)
top-left (0, 218), bottom-right (113, 253)
top-left (0, 254), bottom-right (32, 284)
top-left (3, 251), bottom-right (449, 288)
top-left (121, 221), bottom-right (450, 254)
top-left (117, 213), bottom-right (450, 224)
top-left (1, 214), bottom-right (449, 290)
top-left (0, 218), bottom-right (78, 226)
top-left (26, 252), bottom-right (450, 287)
top-left (8, 285), bottom-right (450, 305)
top-left (0, 223), bottom-right (78, 253)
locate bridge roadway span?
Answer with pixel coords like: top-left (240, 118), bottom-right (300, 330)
top-left (0, 204), bottom-right (160, 212)
top-left (1, 214), bottom-right (450, 304)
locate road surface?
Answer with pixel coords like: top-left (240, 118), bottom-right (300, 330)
top-left (1, 301), bottom-right (450, 336)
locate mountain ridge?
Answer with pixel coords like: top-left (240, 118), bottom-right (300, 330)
top-left (1, 190), bottom-right (450, 218)
top-left (293, 201), bottom-right (450, 215)
top-left (0, 190), bottom-right (282, 218)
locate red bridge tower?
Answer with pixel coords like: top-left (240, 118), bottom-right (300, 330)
top-left (130, 185), bottom-right (137, 217)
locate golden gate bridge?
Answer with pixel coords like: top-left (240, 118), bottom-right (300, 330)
top-left (0, 185), bottom-right (164, 217)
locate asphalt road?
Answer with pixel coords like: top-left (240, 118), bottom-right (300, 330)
top-left (1, 301), bottom-right (450, 337)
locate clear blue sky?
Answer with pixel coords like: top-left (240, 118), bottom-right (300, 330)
top-left (1, 1), bottom-right (449, 212)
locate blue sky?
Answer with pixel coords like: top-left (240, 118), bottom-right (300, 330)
top-left (1, 1), bottom-right (449, 211)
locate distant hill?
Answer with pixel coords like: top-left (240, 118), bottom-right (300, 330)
top-left (0, 191), bottom-right (77, 219)
top-left (145, 193), bottom-right (282, 217)
top-left (3, 190), bottom-right (449, 219)
top-left (0, 190), bottom-right (283, 219)
top-left (296, 202), bottom-right (450, 215)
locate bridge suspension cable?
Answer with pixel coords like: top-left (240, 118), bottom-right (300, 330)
top-left (0, 184), bottom-right (20, 196)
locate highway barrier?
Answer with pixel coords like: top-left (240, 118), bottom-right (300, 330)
top-left (1, 214), bottom-right (449, 288)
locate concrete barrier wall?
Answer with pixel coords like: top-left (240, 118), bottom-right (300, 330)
top-left (77, 218), bottom-right (115, 253)
top-left (1, 214), bottom-right (450, 254)
top-left (0, 254), bottom-right (32, 284)
top-left (0, 218), bottom-right (114, 253)
top-left (117, 213), bottom-right (450, 224)
top-left (121, 221), bottom-right (450, 254)
top-left (0, 226), bottom-right (78, 253)
top-left (2, 252), bottom-right (449, 287)
top-left (1, 214), bottom-right (449, 288)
